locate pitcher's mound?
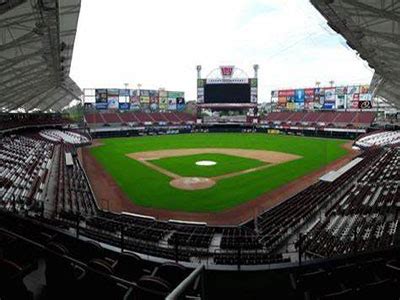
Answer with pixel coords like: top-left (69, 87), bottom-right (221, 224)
top-left (170, 177), bottom-right (216, 190)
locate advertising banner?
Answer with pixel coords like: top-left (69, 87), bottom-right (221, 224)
top-left (360, 85), bottom-right (369, 94)
top-left (324, 88), bottom-right (336, 102)
top-left (360, 93), bottom-right (372, 101)
top-left (140, 96), bottom-right (150, 104)
top-left (286, 102), bottom-right (296, 110)
top-left (294, 89), bottom-right (305, 103)
top-left (107, 96), bottom-right (119, 109)
top-left (119, 89), bottom-right (129, 96)
top-left (305, 88), bottom-right (315, 96)
top-left (206, 78), bottom-right (248, 84)
top-left (95, 102), bottom-right (108, 110)
top-left (351, 100), bottom-right (359, 109)
top-left (107, 89), bottom-right (119, 96)
top-left (168, 91), bottom-right (181, 99)
top-left (358, 101), bottom-right (372, 109)
top-left (323, 102), bottom-right (335, 110)
top-left (150, 96), bottom-right (159, 111)
top-left (119, 103), bottom-right (131, 110)
top-left (95, 89), bottom-right (107, 103)
top-left (335, 87), bottom-right (347, 109)
top-left (278, 97), bottom-right (287, 108)
top-left (176, 97), bottom-right (185, 111)
top-left (168, 98), bottom-right (176, 110)
top-left (347, 85), bottom-right (360, 96)
top-left (149, 90), bottom-right (158, 97)
top-left (140, 90), bottom-right (150, 97)
top-left (286, 96), bottom-right (295, 103)
top-left (159, 97), bottom-right (168, 110)
top-left (305, 101), bottom-right (314, 110)
top-left (336, 94), bottom-right (346, 109)
top-left (278, 89), bottom-right (295, 97)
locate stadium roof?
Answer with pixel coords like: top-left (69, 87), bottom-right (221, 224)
top-left (311, 0), bottom-right (400, 108)
top-left (0, 0), bottom-right (81, 112)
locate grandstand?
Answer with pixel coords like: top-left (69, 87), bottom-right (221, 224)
top-left (1, 0), bottom-right (400, 299)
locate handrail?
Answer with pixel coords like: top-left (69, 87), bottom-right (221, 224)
top-left (166, 264), bottom-right (205, 300)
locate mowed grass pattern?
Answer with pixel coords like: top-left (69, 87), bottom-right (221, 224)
top-left (90, 133), bottom-right (348, 212)
top-left (149, 153), bottom-right (267, 178)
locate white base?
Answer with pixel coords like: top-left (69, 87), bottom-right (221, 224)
top-left (195, 160), bottom-right (217, 166)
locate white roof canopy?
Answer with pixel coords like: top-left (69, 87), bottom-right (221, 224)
top-left (311, 0), bottom-right (400, 108)
top-left (0, 0), bottom-right (82, 112)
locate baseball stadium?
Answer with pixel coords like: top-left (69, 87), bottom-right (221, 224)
top-left (1, 0), bottom-right (400, 299)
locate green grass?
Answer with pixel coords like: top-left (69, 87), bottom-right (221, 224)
top-left (90, 133), bottom-right (349, 213)
top-left (149, 153), bottom-right (267, 177)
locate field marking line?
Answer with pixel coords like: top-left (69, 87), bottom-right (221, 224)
top-left (136, 159), bottom-right (181, 179)
top-left (211, 163), bottom-right (276, 181)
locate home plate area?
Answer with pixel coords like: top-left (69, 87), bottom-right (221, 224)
top-left (170, 177), bottom-right (216, 190)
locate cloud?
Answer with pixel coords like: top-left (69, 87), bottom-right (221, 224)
top-left (70, 0), bottom-right (373, 102)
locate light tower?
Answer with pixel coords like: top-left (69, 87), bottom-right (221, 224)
top-left (253, 64), bottom-right (259, 78)
top-left (196, 65), bottom-right (202, 79)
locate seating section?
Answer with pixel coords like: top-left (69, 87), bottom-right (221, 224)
top-left (0, 212), bottom-right (195, 300)
top-left (85, 112), bottom-right (196, 125)
top-left (54, 143), bottom-right (97, 218)
top-left (290, 257), bottom-right (400, 300)
top-left (303, 148), bottom-right (400, 258)
top-left (260, 111), bottom-right (376, 128)
top-left (0, 113), bottom-right (69, 131)
top-left (356, 131), bottom-right (400, 148)
top-left (40, 129), bottom-right (90, 145)
top-left (0, 136), bottom-right (54, 213)
top-left (1, 130), bottom-right (400, 268)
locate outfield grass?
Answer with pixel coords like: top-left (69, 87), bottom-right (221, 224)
top-left (90, 133), bottom-right (349, 212)
top-left (149, 153), bottom-right (267, 177)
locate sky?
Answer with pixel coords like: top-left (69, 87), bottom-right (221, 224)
top-left (70, 0), bottom-right (374, 102)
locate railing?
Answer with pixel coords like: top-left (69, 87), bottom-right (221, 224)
top-left (166, 264), bottom-right (206, 300)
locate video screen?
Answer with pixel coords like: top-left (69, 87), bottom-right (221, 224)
top-left (204, 83), bottom-right (250, 103)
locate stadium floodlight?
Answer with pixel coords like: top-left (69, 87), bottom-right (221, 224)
top-left (253, 64), bottom-right (259, 78)
top-left (196, 65), bottom-right (202, 79)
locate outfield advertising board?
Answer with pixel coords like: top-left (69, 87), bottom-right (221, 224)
top-left (88, 88), bottom-right (184, 111)
top-left (272, 84), bottom-right (372, 111)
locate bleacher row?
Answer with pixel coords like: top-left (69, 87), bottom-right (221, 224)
top-left (259, 111), bottom-right (376, 127)
top-left (53, 143), bottom-right (97, 217)
top-left (39, 129), bottom-right (90, 145)
top-left (303, 147), bottom-right (400, 258)
top-left (0, 136), bottom-right (54, 213)
top-left (0, 113), bottom-right (69, 131)
top-left (0, 211), bottom-right (196, 300)
top-left (249, 147), bottom-right (385, 252)
top-left (85, 111), bottom-right (196, 125)
top-left (356, 130), bottom-right (400, 148)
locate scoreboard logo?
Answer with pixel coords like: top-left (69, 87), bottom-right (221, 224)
top-left (220, 66), bottom-right (234, 78)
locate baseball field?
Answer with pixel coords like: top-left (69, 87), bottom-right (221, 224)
top-left (88, 133), bottom-right (349, 213)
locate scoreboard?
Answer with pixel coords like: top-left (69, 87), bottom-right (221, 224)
top-left (197, 66), bottom-right (258, 106)
top-left (204, 83), bottom-right (251, 104)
